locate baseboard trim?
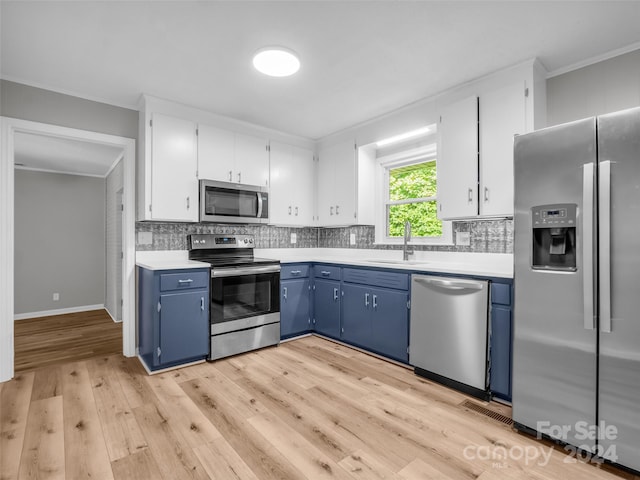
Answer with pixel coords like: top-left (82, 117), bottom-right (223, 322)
top-left (14, 304), bottom-right (105, 321)
top-left (104, 307), bottom-right (122, 324)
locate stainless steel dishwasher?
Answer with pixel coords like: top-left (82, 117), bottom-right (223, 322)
top-left (409, 275), bottom-right (490, 400)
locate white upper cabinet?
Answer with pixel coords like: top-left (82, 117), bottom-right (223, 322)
top-left (269, 141), bottom-right (314, 226)
top-left (438, 96), bottom-right (479, 220)
top-left (479, 81), bottom-right (526, 217)
top-left (438, 80), bottom-right (528, 219)
top-left (317, 140), bottom-right (357, 226)
top-left (139, 112), bottom-right (199, 222)
top-left (197, 124), bottom-right (235, 182)
top-left (197, 127), bottom-right (269, 187)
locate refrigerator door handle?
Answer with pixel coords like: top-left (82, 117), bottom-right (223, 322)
top-left (583, 162), bottom-right (596, 330)
top-left (600, 160), bottom-right (612, 333)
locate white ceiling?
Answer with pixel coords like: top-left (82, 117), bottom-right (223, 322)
top-left (2, 1), bottom-right (640, 140)
top-left (14, 132), bottom-right (124, 177)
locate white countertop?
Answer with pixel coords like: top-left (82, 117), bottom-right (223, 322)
top-left (136, 248), bottom-right (513, 278)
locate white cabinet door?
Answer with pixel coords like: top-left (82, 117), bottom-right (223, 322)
top-left (235, 133), bottom-right (269, 187)
top-left (437, 96), bottom-right (479, 220)
top-left (150, 113), bottom-right (198, 221)
top-left (317, 140), bottom-right (356, 226)
top-left (269, 141), bottom-right (314, 226)
top-left (479, 81), bottom-right (526, 217)
top-left (197, 124), bottom-right (235, 182)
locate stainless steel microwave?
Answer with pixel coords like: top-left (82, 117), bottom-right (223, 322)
top-left (199, 179), bottom-right (269, 224)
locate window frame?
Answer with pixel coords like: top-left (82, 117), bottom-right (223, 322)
top-left (374, 145), bottom-right (453, 246)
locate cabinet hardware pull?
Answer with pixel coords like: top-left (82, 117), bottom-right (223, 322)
top-left (288, 206), bottom-right (292, 215)
top-left (178, 279), bottom-right (193, 284)
top-left (228, 170), bottom-right (233, 182)
top-left (186, 196), bottom-right (190, 209)
top-left (157, 347), bottom-right (161, 357)
top-left (468, 188), bottom-right (474, 203)
top-left (238, 172), bottom-right (242, 183)
top-left (330, 206), bottom-right (334, 216)
top-left (336, 205), bottom-right (340, 215)
top-left (290, 270), bottom-right (301, 275)
top-left (365, 293), bottom-right (370, 307)
top-left (321, 271), bottom-right (331, 276)
top-left (200, 297), bottom-right (205, 311)
top-left (295, 206), bottom-right (298, 216)
top-left (283, 287), bottom-right (288, 300)
top-left (373, 294), bottom-right (378, 309)
top-left (333, 288), bottom-right (339, 301)
top-left (484, 187), bottom-right (489, 202)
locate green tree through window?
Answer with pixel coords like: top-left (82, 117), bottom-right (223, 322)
top-left (387, 160), bottom-right (442, 237)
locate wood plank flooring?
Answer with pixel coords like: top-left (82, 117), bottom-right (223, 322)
top-left (14, 309), bottom-right (122, 372)
top-left (1, 335), bottom-right (637, 480)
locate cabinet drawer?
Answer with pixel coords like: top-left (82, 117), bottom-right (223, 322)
top-left (491, 282), bottom-right (512, 306)
top-left (281, 264), bottom-right (310, 279)
top-left (160, 270), bottom-right (209, 292)
top-left (343, 268), bottom-right (409, 290)
top-left (313, 265), bottom-right (341, 280)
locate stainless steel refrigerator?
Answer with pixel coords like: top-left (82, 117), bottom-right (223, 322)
top-left (513, 106), bottom-right (640, 472)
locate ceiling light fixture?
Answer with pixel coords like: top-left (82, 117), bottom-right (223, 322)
top-left (376, 126), bottom-right (433, 147)
top-left (253, 47), bottom-right (300, 77)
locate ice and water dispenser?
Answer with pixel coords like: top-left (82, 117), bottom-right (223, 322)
top-left (531, 204), bottom-right (577, 271)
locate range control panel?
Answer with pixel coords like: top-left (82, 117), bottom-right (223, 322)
top-left (532, 204), bottom-right (577, 229)
top-left (188, 234), bottom-right (255, 249)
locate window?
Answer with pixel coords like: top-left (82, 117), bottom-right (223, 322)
top-left (373, 138), bottom-right (452, 245)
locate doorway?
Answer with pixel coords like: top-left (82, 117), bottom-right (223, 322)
top-left (0, 117), bottom-right (136, 382)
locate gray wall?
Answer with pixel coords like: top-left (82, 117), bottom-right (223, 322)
top-left (0, 80), bottom-right (138, 139)
top-left (14, 169), bottom-right (106, 315)
top-left (547, 49), bottom-right (640, 126)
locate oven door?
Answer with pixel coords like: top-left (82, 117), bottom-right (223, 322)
top-left (210, 265), bottom-right (280, 334)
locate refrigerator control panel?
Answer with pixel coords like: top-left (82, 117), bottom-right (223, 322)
top-left (532, 204), bottom-right (577, 228)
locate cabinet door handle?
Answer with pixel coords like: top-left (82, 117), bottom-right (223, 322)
top-left (330, 206), bottom-right (334, 216)
top-left (178, 279), bottom-right (194, 284)
top-left (333, 288), bottom-right (339, 301)
top-left (336, 205), bottom-right (340, 215)
top-left (200, 297), bottom-right (205, 311)
top-left (228, 170), bottom-right (233, 182)
top-left (238, 172), bottom-right (242, 183)
top-left (283, 286), bottom-right (288, 301)
top-left (186, 196), bottom-right (190, 210)
top-left (288, 206), bottom-right (292, 215)
top-left (295, 206), bottom-right (298, 216)
top-left (321, 271), bottom-right (331, 276)
top-left (468, 188), bottom-right (474, 203)
top-left (484, 187), bottom-right (489, 202)
top-left (365, 293), bottom-right (370, 307)
top-left (290, 270), bottom-right (302, 275)
top-left (372, 294), bottom-right (378, 310)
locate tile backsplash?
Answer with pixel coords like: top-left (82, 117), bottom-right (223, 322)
top-left (136, 219), bottom-right (513, 253)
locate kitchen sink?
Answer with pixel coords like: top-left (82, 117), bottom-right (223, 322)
top-left (365, 259), bottom-right (429, 266)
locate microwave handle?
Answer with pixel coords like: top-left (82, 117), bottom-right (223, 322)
top-left (257, 192), bottom-right (263, 218)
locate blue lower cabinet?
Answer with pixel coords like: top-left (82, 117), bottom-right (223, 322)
top-left (490, 280), bottom-right (514, 401)
top-left (138, 267), bottom-right (210, 372)
top-left (313, 278), bottom-right (341, 338)
top-left (369, 287), bottom-right (409, 362)
top-left (341, 284), bottom-right (371, 346)
top-left (281, 278), bottom-right (311, 338)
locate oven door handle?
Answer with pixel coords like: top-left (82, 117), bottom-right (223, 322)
top-left (212, 265), bottom-right (281, 277)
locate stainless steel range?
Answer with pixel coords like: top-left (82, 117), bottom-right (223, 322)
top-left (188, 234), bottom-right (280, 360)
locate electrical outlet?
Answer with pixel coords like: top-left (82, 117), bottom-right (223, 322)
top-left (290, 232), bottom-right (297, 244)
top-left (350, 233), bottom-right (356, 245)
top-left (456, 231), bottom-right (471, 246)
top-left (137, 231), bottom-right (153, 245)
top-left (53, 293), bottom-right (60, 301)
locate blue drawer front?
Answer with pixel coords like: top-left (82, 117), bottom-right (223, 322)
top-left (281, 264), bottom-right (310, 279)
top-left (160, 270), bottom-right (209, 292)
top-left (343, 268), bottom-right (409, 290)
top-left (313, 265), bottom-right (342, 280)
top-left (491, 282), bottom-right (512, 306)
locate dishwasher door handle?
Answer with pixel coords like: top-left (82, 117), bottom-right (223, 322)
top-left (414, 277), bottom-right (484, 291)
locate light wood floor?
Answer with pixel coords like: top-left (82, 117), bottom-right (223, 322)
top-left (14, 309), bottom-right (122, 372)
top-left (1, 335), bottom-right (636, 480)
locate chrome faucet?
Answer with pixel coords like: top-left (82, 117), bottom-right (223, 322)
top-left (403, 221), bottom-right (414, 261)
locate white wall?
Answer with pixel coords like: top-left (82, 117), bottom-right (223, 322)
top-left (105, 160), bottom-right (124, 321)
top-left (547, 49), bottom-right (640, 126)
top-left (14, 169), bottom-right (106, 315)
